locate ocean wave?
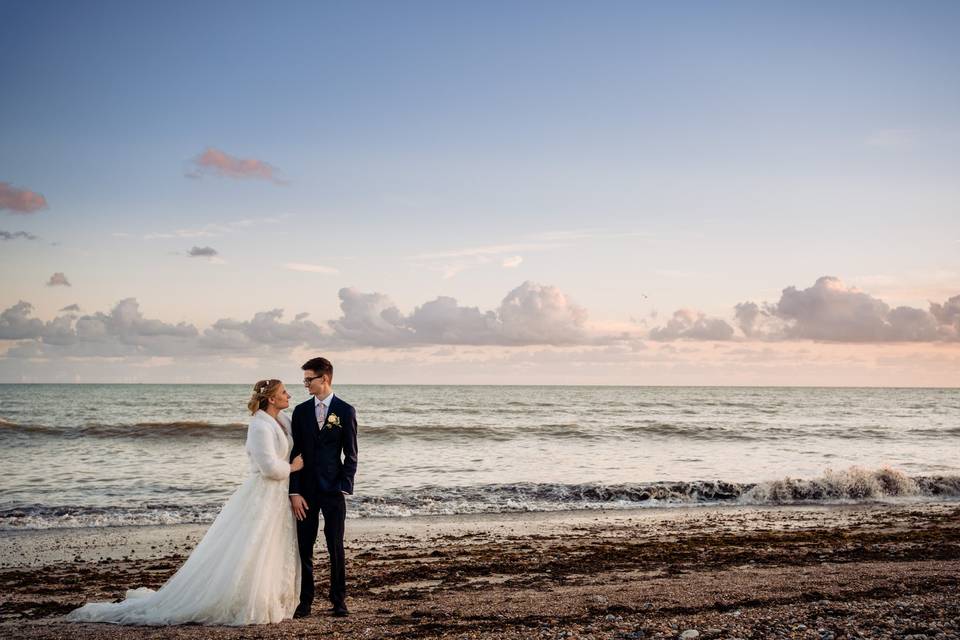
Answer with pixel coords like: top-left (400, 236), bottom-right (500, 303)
top-left (618, 422), bottom-right (763, 440)
top-left (0, 503), bottom-right (222, 530)
top-left (738, 467), bottom-right (960, 503)
top-left (362, 422), bottom-right (599, 441)
top-left (2, 416), bottom-right (954, 442)
top-left (0, 419), bottom-right (247, 439)
top-left (92, 421), bottom-right (248, 438)
top-left (361, 423), bottom-right (514, 441)
top-left (908, 426), bottom-right (960, 436)
top-left (0, 419), bottom-right (63, 435)
top-left (2, 467), bottom-right (957, 530)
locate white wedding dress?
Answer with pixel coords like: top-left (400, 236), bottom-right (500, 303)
top-left (67, 410), bottom-right (301, 625)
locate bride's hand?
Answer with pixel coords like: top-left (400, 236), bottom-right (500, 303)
top-left (290, 455), bottom-right (304, 473)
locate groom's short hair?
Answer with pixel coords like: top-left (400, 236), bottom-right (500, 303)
top-left (302, 356), bottom-right (333, 378)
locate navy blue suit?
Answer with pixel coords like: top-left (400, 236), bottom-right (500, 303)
top-left (289, 394), bottom-right (358, 611)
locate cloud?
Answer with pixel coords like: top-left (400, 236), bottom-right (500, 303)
top-left (776, 276), bottom-right (892, 341)
top-left (733, 302), bottom-right (762, 337)
top-left (201, 309), bottom-right (327, 351)
top-left (736, 276), bottom-right (958, 342)
top-left (1, 298), bottom-right (200, 357)
top-left (1, 289), bottom-right (595, 359)
top-left (100, 298), bottom-right (197, 338)
top-left (930, 294), bottom-right (960, 334)
top-left (0, 182), bottom-right (48, 214)
top-left (187, 246), bottom-right (218, 257)
top-left (411, 242), bottom-right (563, 261)
top-left (4, 278), bottom-right (956, 366)
top-left (328, 281), bottom-right (590, 346)
top-left (187, 147), bottom-right (285, 184)
top-left (406, 296), bottom-right (500, 344)
top-left (46, 272), bottom-right (71, 287)
top-left (411, 239), bottom-right (564, 280)
top-left (0, 299), bottom-right (329, 358)
top-left (141, 215), bottom-right (293, 241)
top-left (284, 263), bottom-right (339, 274)
top-left (636, 277), bottom-right (959, 344)
top-left (0, 301), bottom-right (44, 339)
top-left (146, 226), bottom-right (226, 240)
top-left (648, 309), bottom-right (735, 341)
top-left (732, 301), bottom-right (786, 339)
top-left (496, 281), bottom-right (589, 345)
top-left (411, 230), bottom-right (649, 280)
top-left (328, 289), bottom-right (413, 347)
top-left (0, 230), bottom-right (37, 241)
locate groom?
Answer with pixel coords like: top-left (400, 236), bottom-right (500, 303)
top-left (289, 357), bottom-right (358, 618)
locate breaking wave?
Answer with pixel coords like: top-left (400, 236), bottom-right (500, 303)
top-left (0, 419), bottom-right (247, 439)
top-left (2, 467), bottom-right (957, 530)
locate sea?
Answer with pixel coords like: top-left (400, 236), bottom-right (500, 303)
top-left (0, 384), bottom-right (958, 530)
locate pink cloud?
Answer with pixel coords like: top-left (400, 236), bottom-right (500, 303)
top-left (0, 182), bottom-right (48, 214)
top-left (649, 309), bottom-right (735, 341)
top-left (188, 148), bottom-right (285, 183)
top-left (328, 281), bottom-right (591, 347)
top-left (734, 276), bottom-right (959, 342)
top-left (47, 272), bottom-right (71, 287)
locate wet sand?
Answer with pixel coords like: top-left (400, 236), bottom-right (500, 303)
top-left (2, 502), bottom-right (958, 639)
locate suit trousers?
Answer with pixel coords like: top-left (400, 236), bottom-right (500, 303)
top-left (296, 491), bottom-right (347, 610)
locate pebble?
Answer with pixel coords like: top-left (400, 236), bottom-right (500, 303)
top-left (680, 631), bottom-right (700, 639)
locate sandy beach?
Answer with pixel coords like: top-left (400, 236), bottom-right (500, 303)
top-left (2, 501), bottom-right (958, 639)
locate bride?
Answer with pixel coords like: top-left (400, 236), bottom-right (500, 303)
top-left (67, 379), bottom-right (304, 625)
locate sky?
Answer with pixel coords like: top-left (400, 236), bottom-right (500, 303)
top-left (1, 1), bottom-right (958, 385)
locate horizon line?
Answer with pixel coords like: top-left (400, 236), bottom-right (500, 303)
top-left (0, 382), bottom-right (957, 390)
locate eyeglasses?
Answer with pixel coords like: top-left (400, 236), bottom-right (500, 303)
top-left (303, 376), bottom-right (323, 385)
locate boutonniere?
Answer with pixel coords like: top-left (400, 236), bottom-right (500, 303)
top-left (325, 413), bottom-right (341, 429)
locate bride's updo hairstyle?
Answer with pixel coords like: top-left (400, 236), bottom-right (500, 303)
top-left (247, 379), bottom-right (282, 414)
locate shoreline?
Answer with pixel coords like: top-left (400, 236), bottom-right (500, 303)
top-left (2, 501), bottom-right (958, 638)
top-left (3, 500), bottom-right (953, 568)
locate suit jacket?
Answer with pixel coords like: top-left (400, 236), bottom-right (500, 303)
top-left (288, 394), bottom-right (358, 500)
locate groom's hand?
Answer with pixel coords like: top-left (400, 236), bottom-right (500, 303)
top-left (290, 495), bottom-right (309, 521)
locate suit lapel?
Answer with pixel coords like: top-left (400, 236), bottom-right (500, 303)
top-left (325, 395), bottom-right (339, 427)
top-left (297, 398), bottom-right (320, 445)
top-left (318, 395), bottom-right (341, 440)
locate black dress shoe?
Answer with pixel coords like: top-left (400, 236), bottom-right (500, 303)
top-left (332, 605), bottom-right (349, 617)
top-left (293, 608), bottom-right (310, 619)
